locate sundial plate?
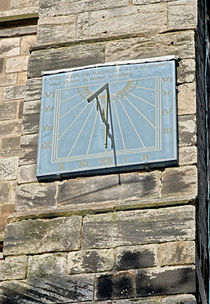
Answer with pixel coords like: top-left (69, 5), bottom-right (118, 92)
top-left (36, 59), bottom-right (177, 180)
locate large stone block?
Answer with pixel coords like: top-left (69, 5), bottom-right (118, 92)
top-left (19, 134), bottom-right (38, 165)
top-left (179, 146), bottom-right (197, 166)
top-left (28, 43), bottom-right (105, 78)
top-left (2, 85), bottom-right (25, 101)
top-left (20, 35), bottom-right (37, 55)
top-left (18, 164), bottom-right (36, 184)
top-left (0, 25), bottom-right (37, 38)
top-left (161, 166), bottom-right (197, 197)
top-left (177, 59), bottom-right (195, 84)
top-left (0, 157), bottom-right (18, 180)
top-left (82, 205), bottom-right (195, 249)
top-left (178, 115), bottom-right (196, 147)
top-left (0, 182), bottom-right (9, 204)
top-left (22, 113), bottom-right (39, 134)
top-left (16, 182), bottom-right (56, 211)
top-left (28, 253), bottom-right (67, 277)
top-left (23, 99), bottom-right (40, 114)
top-left (177, 82), bottom-right (196, 115)
top-left (24, 77), bottom-right (42, 102)
top-left (0, 73), bottom-right (17, 87)
top-left (0, 256), bottom-right (27, 281)
top-left (162, 294), bottom-right (196, 304)
top-left (0, 274), bottom-right (94, 303)
top-left (5, 56), bottom-right (28, 73)
top-left (0, 121), bottom-right (21, 137)
top-left (10, 0), bottom-right (39, 9)
top-left (57, 171), bottom-right (161, 207)
top-left (0, 136), bottom-right (20, 157)
top-left (105, 31), bottom-right (195, 62)
top-left (68, 249), bottom-right (115, 274)
top-left (0, 37), bottom-right (20, 56)
top-left (136, 266), bottom-right (195, 296)
top-left (4, 216), bottom-right (82, 255)
top-left (0, 102), bottom-right (18, 121)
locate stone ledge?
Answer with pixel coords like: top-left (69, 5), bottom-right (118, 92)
top-left (0, 8), bottom-right (38, 23)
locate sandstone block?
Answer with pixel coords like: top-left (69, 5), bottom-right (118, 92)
top-left (58, 171), bottom-right (161, 207)
top-left (177, 59), bottom-right (195, 84)
top-left (0, 58), bottom-right (3, 73)
top-left (0, 121), bottom-right (21, 137)
top-left (0, 0), bottom-right (11, 11)
top-left (5, 55), bottom-right (28, 73)
top-left (177, 82), bottom-right (196, 115)
top-left (158, 241), bottom-right (195, 266)
top-left (23, 99), bottom-right (40, 114)
top-left (162, 294), bottom-right (196, 304)
top-left (0, 25), bottom-right (37, 38)
top-left (0, 136), bottom-right (20, 157)
top-left (22, 113), bottom-right (39, 134)
top-left (82, 205), bottom-right (195, 249)
top-left (0, 182), bottom-right (9, 204)
top-left (0, 157), bottom-right (18, 180)
top-left (19, 134), bottom-right (38, 165)
top-left (18, 72), bottom-right (28, 85)
top-left (2, 85), bottom-right (25, 101)
top-left (28, 253), bottom-right (67, 277)
top-left (25, 77), bottom-right (42, 102)
top-left (105, 31), bottom-right (195, 62)
top-left (116, 244), bottom-right (157, 270)
top-left (76, 12), bottom-right (89, 40)
top-left (28, 43), bottom-right (105, 78)
top-left (168, 0), bottom-right (197, 31)
top-left (18, 164), bottom-right (36, 184)
top-left (16, 182), bottom-right (56, 211)
top-left (96, 271), bottom-right (135, 300)
top-left (161, 166), bottom-right (197, 197)
top-left (0, 204), bottom-right (15, 239)
top-left (0, 102), bottom-right (18, 121)
top-left (68, 249), bottom-right (115, 274)
top-left (0, 256), bottom-right (27, 281)
top-left (4, 216), bottom-right (82, 256)
top-left (10, 0), bottom-right (39, 9)
top-left (136, 266), bottom-right (195, 296)
top-left (179, 146), bottom-right (197, 166)
top-left (178, 115), bottom-right (196, 147)
top-left (0, 37), bottom-right (20, 56)
top-left (20, 35), bottom-right (37, 55)
top-left (0, 73), bottom-right (17, 87)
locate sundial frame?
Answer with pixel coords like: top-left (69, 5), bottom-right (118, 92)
top-left (36, 56), bottom-right (178, 181)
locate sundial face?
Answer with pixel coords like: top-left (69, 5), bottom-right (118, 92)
top-left (36, 59), bottom-right (177, 180)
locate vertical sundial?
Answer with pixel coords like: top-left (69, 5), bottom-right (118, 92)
top-left (36, 57), bottom-right (178, 180)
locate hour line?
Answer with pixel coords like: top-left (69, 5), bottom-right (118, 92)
top-left (129, 92), bottom-right (155, 107)
top-left (60, 98), bottom-right (86, 119)
top-left (59, 102), bottom-right (89, 140)
top-left (124, 96), bottom-right (155, 129)
top-left (86, 110), bottom-right (99, 155)
top-left (130, 85), bottom-right (155, 91)
top-left (117, 96), bottom-right (145, 147)
top-left (68, 102), bottom-right (95, 157)
top-left (113, 97), bottom-right (126, 150)
top-left (61, 92), bottom-right (80, 103)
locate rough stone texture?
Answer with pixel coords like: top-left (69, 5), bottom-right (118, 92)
top-left (161, 166), bottom-right (197, 197)
top-left (178, 115), bottom-right (196, 147)
top-left (18, 164), bottom-right (36, 184)
top-left (162, 294), bottom-right (197, 304)
top-left (0, 204), bottom-right (15, 240)
top-left (0, 37), bottom-right (20, 56)
top-left (177, 82), bottom-right (196, 115)
top-left (3, 216), bottom-right (82, 256)
top-left (5, 55), bottom-right (28, 73)
top-left (0, 136), bottom-right (20, 157)
top-left (82, 205), bottom-right (195, 249)
top-left (157, 241), bottom-right (195, 266)
top-left (23, 99), bottom-right (40, 114)
top-left (0, 73), bottom-right (17, 87)
top-left (20, 35), bottom-right (37, 55)
top-left (96, 271), bottom-right (135, 300)
top-left (68, 249), bottom-right (115, 274)
top-left (0, 121), bottom-right (21, 137)
top-left (28, 253), bottom-right (67, 277)
top-left (58, 171), bottom-right (161, 207)
top-left (105, 31), bottom-right (195, 62)
top-left (0, 182), bottom-right (9, 204)
top-left (2, 85), bottom-right (25, 101)
top-left (24, 77), bottom-right (42, 102)
top-left (0, 255), bottom-right (27, 281)
top-left (0, 25), bottom-right (37, 38)
top-left (0, 274), bottom-right (94, 303)
top-left (22, 112), bottom-right (39, 134)
top-left (16, 182), bottom-right (56, 211)
top-left (136, 266), bottom-right (195, 297)
top-left (179, 146), bottom-right (197, 165)
top-left (177, 59), bottom-right (195, 84)
top-left (116, 244), bottom-right (157, 270)
top-left (0, 102), bottom-right (18, 121)
top-left (28, 43), bottom-right (105, 78)
top-left (0, 157), bottom-right (18, 180)
top-left (0, 59), bottom-right (3, 73)
top-left (19, 134), bottom-right (38, 165)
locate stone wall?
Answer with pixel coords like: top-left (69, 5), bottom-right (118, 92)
top-left (0, 0), bottom-right (208, 303)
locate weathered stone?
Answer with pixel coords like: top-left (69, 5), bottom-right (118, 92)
top-left (178, 82), bottom-right (196, 115)
top-left (37, 16), bottom-right (76, 44)
top-left (162, 294), bottom-right (196, 304)
top-left (58, 171), bottom-right (161, 207)
top-left (18, 71), bottom-right (28, 84)
top-left (68, 249), bottom-right (114, 274)
top-left (25, 77), bottom-right (42, 101)
top-left (18, 100), bottom-right (24, 119)
top-left (2, 85), bottom-right (25, 101)
top-left (0, 274), bottom-right (94, 303)
top-left (0, 102), bottom-right (18, 121)
top-left (82, 205), bottom-right (195, 249)
top-left (39, 0), bottom-right (129, 17)
top-left (136, 266), bottom-right (195, 296)
top-left (4, 215), bottom-right (82, 255)
top-left (19, 134), bottom-right (38, 165)
top-left (177, 59), bottom-right (195, 84)
top-left (28, 253), bottom-right (67, 277)
top-left (0, 25), bottom-right (37, 38)
top-left (0, 136), bottom-right (20, 157)
top-left (18, 164), bottom-right (36, 184)
top-left (22, 113), bottom-right (39, 134)
top-left (28, 43), bottom-right (105, 78)
top-left (96, 271), bottom-right (135, 300)
top-left (178, 115), bottom-right (196, 147)
top-left (105, 31), bottom-right (195, 62)
top-left (16, 182), bottom-right (56, 211)
top-left (168, 0), bottom-right (197, 31)
top-left (179, 146), bottom-right (197, 165)
top-left (76, 12), bottom-right (89, 40)
top-left (0, 204), bottom-right (15, 239)
top-left (157, 241), bottom-right (195, 266)
top-left (0, 0), bottom-right (11, 11)
top-left (0, 37), bottom-right (20, 56)
top-left (0, 121), bottom-right (21, 136)
top-left (161, 166), bottom-right (197, 197)
top-left (88, 4), bottom-right (167, 39)
top-left (112, 299), bottom-right (162, 304)
top-left (23, 99), bottom-right (40, 114)
top-left (0, 58), bottom-right (3, 73)
top-left (0, 157), bottom-right (18, 180)
top-left (0, 182), bottom-right (9, 204)
top-left (10, 0), bottom-right (38, 9)
top-left (20, 35), bottom-right (37, 55)
top-left (116, 244), bottom-right (157, 270)
top-left (5, 55), bottom-right (28, 73)
top-left (0, 256), bottom-right (27, 281)
top-left (0, 73), bottom-right (17, 87)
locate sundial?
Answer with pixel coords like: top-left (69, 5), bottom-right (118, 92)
top-left (36, 57), bottom-right (178, 180)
